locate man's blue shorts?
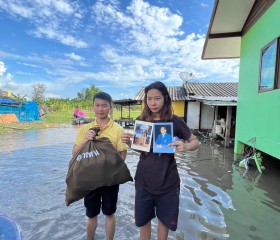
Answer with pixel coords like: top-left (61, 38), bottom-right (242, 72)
top-left (84, 185), bottom-right (119, 218)
top-left (135, 186), bottom-right (180, 231)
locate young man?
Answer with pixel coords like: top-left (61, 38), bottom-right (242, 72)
top-left (72, 92), bottom-right (128, 240)
top-left (155, 126), bottom-right (172, 147)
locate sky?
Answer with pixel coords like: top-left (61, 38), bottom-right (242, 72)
top-left (0, 0), bottom-right (240, 100)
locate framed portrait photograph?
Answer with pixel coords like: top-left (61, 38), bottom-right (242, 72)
top-left (153, 122), bottom-right (175, 153)
top-left (131, 120), bottom-right (154, 152)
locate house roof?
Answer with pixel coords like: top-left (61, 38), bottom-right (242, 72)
top-left (134, 82), bottom-right (238, 106)
top-left (184, 82), bottom-right (238, 97)
top-left (189, 96), bottom-right (237, 106)
top-left (201, 0), bottom-right (275, 59)
top-left (134, 86), bottom-right (188, 101)
top-left (0, 98), bottom-right (21, 106)
top-left (113, 99), bottom-right (141, 106)
top-left (184, 82), bottom-right (238, 106)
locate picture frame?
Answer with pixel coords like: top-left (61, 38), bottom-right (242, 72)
top-left (153, 122), bottom-right (175, 153)
top-left (131, 120), bottom-right (154, 152)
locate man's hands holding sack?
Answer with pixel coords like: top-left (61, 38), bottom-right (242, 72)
top-left (85, 129), bottom-right (98, 141)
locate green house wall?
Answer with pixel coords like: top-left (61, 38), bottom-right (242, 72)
top-left (234, 1), bottom-right (280, 159)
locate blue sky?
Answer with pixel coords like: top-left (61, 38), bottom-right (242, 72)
top-left (0, 0), bottom-right (239, 100)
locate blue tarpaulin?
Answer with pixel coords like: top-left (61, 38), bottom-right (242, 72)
top-left (0, 99), bottom-right (40, 122)
top-left (0, 98), bottom-right (21, 106)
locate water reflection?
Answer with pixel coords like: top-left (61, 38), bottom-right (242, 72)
top-left (0, 127), bottom-right (280, 240)
top-left (175, 147), bottom-right (233, 240)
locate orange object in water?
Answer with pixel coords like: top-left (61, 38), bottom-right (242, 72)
top-left (0, 114), bottom-right (19, 123)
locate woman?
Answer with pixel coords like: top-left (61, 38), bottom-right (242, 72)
top-left (122, 81), bottom-right (199, 239)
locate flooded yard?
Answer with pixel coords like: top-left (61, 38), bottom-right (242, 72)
top-left (0, 126), bottom-right (280, 240)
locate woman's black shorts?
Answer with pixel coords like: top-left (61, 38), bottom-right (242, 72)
top-left (135, 186), bottom-right (180, 231)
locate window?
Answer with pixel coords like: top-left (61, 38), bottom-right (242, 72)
top-left (259, 38), bottom-right (280, 92)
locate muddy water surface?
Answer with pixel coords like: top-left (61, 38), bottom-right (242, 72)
top-left (0, 126), bottom-right (279, 240)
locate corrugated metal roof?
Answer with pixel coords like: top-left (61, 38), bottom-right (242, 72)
top-left (190, 96), bottom-right (237, 101)
top-left (134, 86), bottom-right (188, 101)
top-left (134, 82), bottom-right (238, 105)
top-left (189, 96), bottom-right (237, 106)
top-left (184, 82), bottom-right (238, 97)
top-left (202, 101), bottom-right (237, 106)
top-left (113, 99), bottom-right (141, 106)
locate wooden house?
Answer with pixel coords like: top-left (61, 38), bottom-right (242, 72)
top-left (202, 0), bottom-right (280, 159)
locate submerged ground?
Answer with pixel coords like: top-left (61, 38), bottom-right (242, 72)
top-left (0, 126), bottom-right (279, 240)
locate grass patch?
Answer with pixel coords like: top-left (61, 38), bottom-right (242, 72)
top-left (0, 108), bottom-right (141, 133)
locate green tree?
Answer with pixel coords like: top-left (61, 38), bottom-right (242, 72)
top-left (77, 84), bottom-right (101, 101)
top-left (32, 83), bottom-right (46, 104)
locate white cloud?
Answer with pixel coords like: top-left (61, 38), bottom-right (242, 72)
top-left (30, 0), bottom-right (75, 15)
top-left (65, 52), bottom-right (85, 61)
top-left (0, 61), bottom-right (7, 76)
top-left (92, 0), bottom-right (184, 53)
top-left (0, 0), bottom-right (239, 99)
top-left (21, 62), bottom-right (40, 68)
top-left (0, 81), bottom-right (26, 97)
top-left (0, 50), bottom-right (81, 71)
top-left (101, 47), bottom-right (153, 66)
top-left (128, 0), bottom-right (183, 37)
top-left (200, 3), bottom-right (209, 8)
top-left (6, 73), bottom-right (13, 80)
top-left (0, 0), bottom-right (86, 48)
top-left (3, 1), bottom-right (33, 18)
top-left (51, 0), bottom-right (74, 14)
top-left (33, 27), bottom-right (88, 48)
top-left (91, 0), bottom-right (206, 77)
top-left (0, 0), bottom-right (76, 18)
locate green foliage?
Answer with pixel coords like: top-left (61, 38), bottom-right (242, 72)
top-left (77, 84), bottom-right (102, 101)
top-left (43, 84), bottom-right (102, 110)
top-left (42, 84), bottom-right (141, 118)
top-left (42, 110), bottom-right (77, 124)
top-left (41, 108), bottom-right (141, 124)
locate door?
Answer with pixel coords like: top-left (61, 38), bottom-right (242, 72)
top-left (200, 104), bottom-right (214, 130)
top-left (187, 102), bottom-right (200, 129)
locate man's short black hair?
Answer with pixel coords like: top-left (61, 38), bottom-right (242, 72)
top-left (93, 92), bottom-right (113, 106)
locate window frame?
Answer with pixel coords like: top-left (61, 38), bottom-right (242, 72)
top-left (258, 37), bottom-right (280, 93)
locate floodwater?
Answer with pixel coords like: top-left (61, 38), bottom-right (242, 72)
top-left (0, 126), bottom-right (280, 240)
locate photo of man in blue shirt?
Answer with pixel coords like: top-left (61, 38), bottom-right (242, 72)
top-left (155, 126), bottom-right (172, 147)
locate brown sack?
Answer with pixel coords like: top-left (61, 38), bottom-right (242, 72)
top-left (65, 137), bottom-right (133, 206)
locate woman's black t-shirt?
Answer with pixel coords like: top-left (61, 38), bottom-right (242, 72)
top-left (134, 115), bottom-right (192, 194)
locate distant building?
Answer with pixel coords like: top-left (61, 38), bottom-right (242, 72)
top-left (0, 90), bottom-right (12, 97)
top-left (134, 85), bottom-right (188, 119)
top-left (202, 0), bottom-right (280, 159)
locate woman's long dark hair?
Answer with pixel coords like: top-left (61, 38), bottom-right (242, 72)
top-left (140, 81), bottom-right (173, 122)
